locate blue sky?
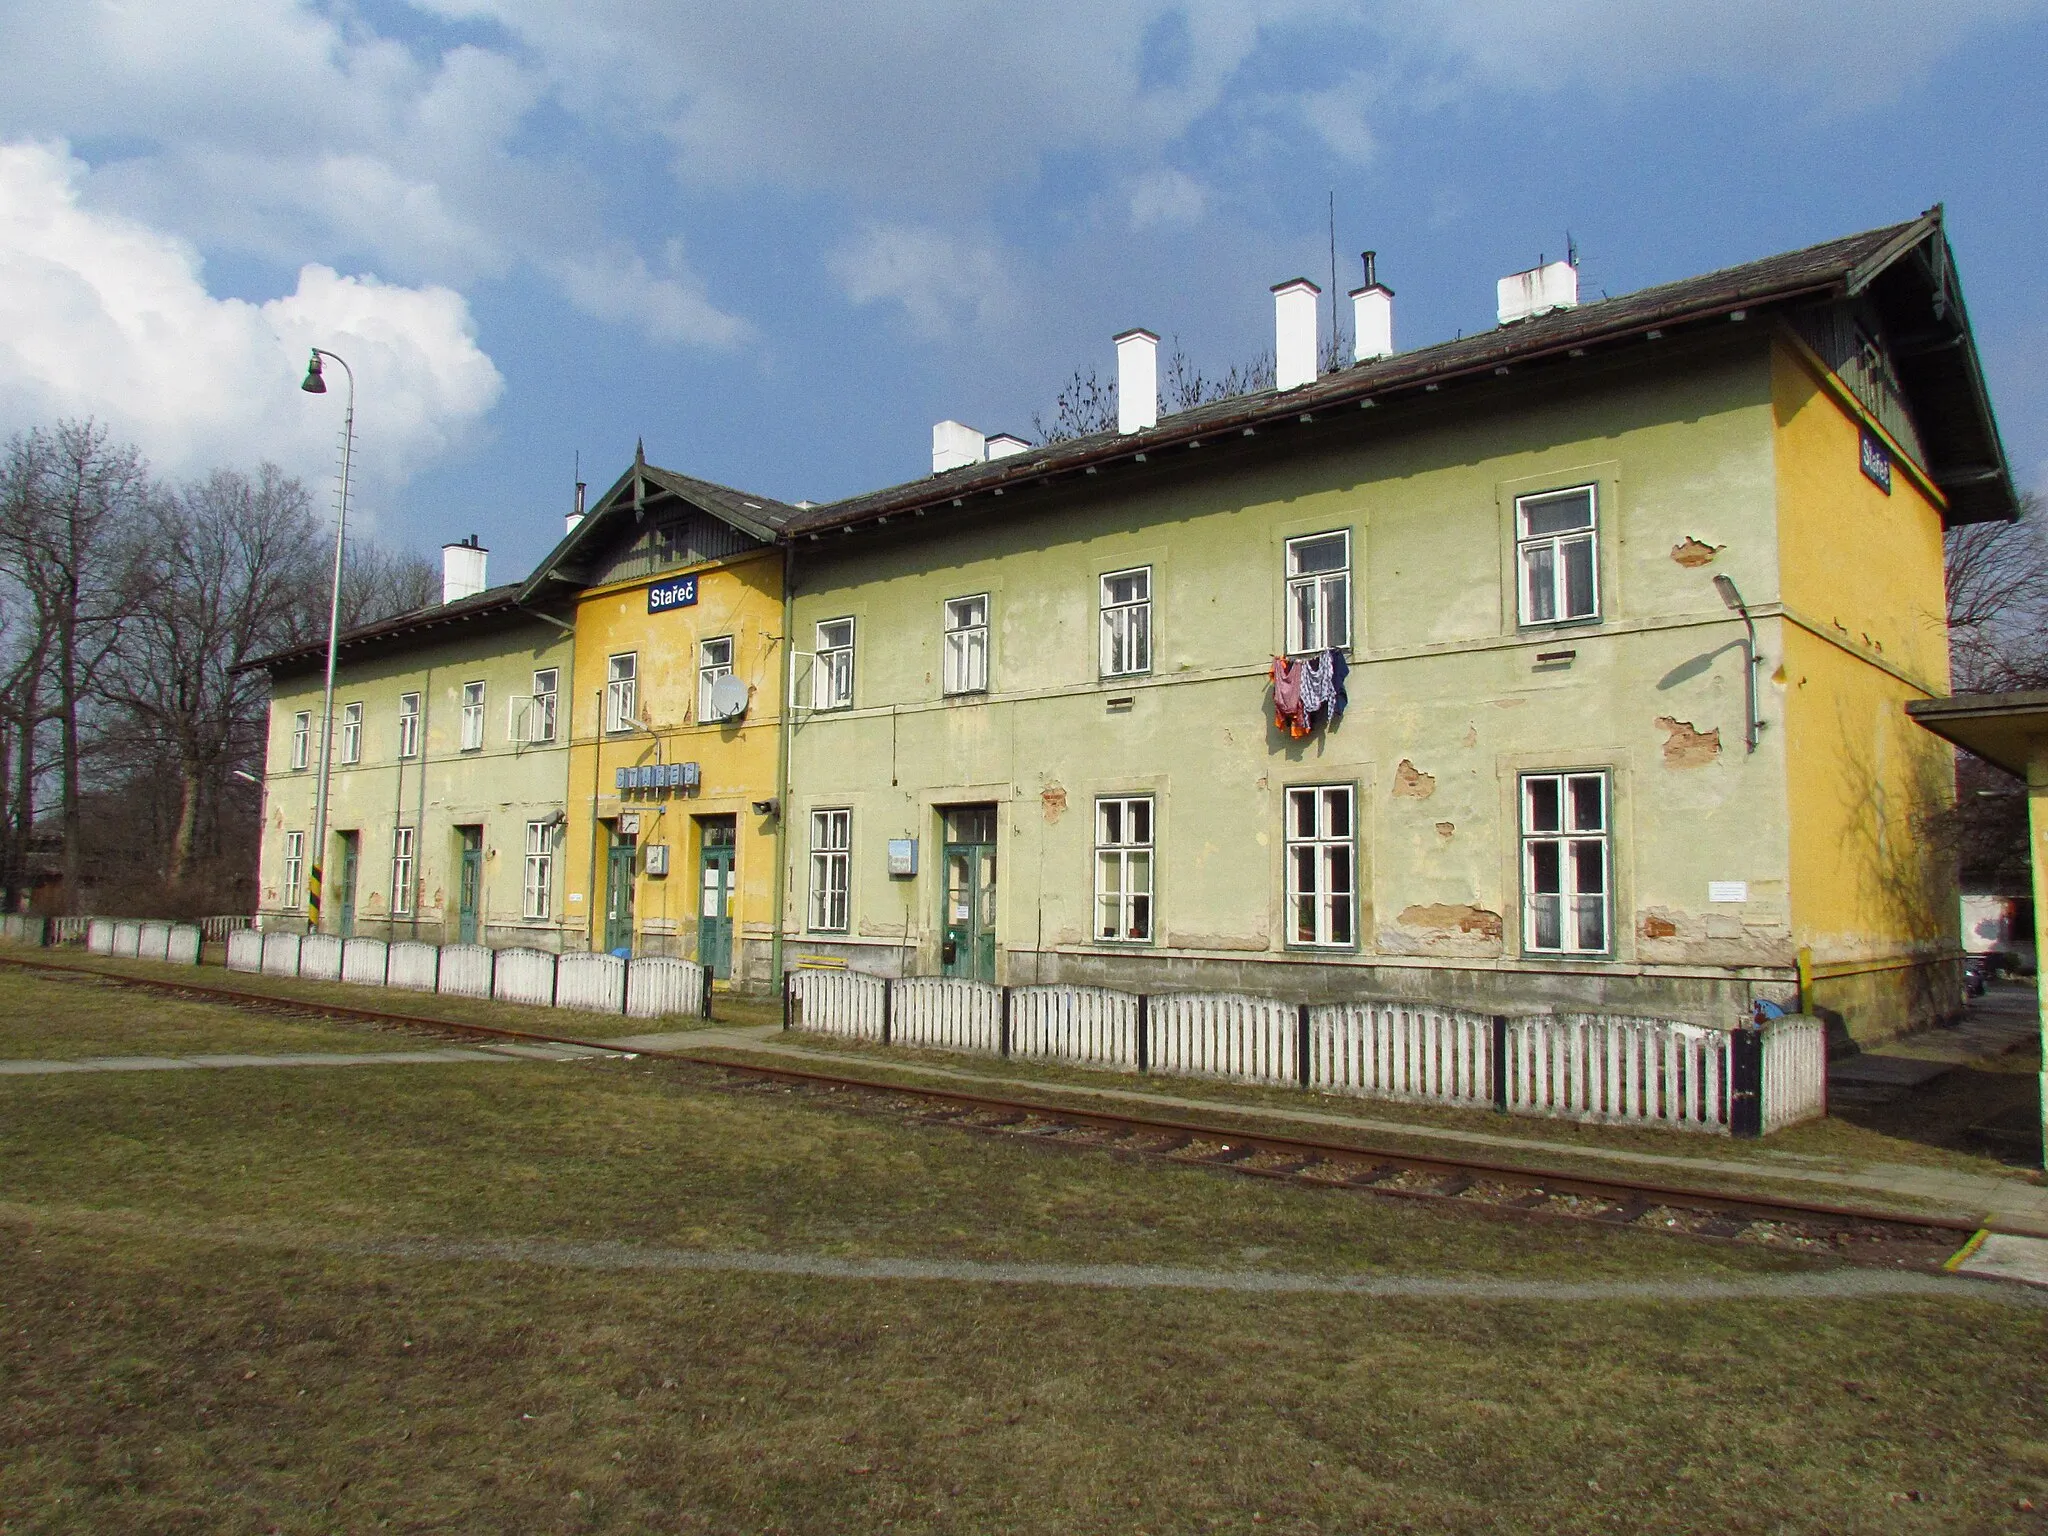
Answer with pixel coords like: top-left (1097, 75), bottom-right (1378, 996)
top-left (0, 0), bottom-right (2042, 581)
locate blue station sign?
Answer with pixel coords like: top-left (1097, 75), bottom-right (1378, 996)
top-left (648, 573), bottom-right (699, 613)
top-left (1859, 427), bottom-right (1892, 495)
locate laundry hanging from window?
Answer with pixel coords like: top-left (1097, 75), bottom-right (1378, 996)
top-left (1270, 650), bottom-right (1350, 736)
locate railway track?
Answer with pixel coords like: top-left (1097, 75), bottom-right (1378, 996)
top-left (0, 951), bottom-right (1993, 1272)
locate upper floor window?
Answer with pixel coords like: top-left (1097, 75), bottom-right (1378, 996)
top-left (1285, 532), bottom-right (1350, 654)
top-left (282, 830), bottom-right (305, 910)
top-left (1285, 784), bottom-right (1355, 948)
top-left (814, 619), bottom-right (855, 710)
top-left (1094, 795), bottom-right (1154, 943)
top-left (943, 595), bottom-right (989, 695)
top-left (290, 711), bottom-right (310, 771)
top-left (697, 637), bottom-right (734, 721)
top-left (530, 669), bottom-right (558, 744)
top-left (460, 681), bottom-right (486, 752)
top-left (1516, 486), bottom-right (1598, 626)
top-left (396, 693), bottom-right (421, 759)
top-left (808, 808), bottom-right (851, 932)
top-left (1522, 771), bottom-right (1610, 955)
top-left (339, 701), bottom-right (363, 765)
top-left (1100, 567), bottom-right (1151, 677)
top-left (606, 654), bottom-right (637, 734)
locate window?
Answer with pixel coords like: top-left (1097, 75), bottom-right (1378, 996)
top-left (1522, 772), bottom-right (1610, 955)
top-left (1285, 532), bottom-right (1351, 654)
top-left (339, 701), bottom-right (363, 765)
top-left (1094, 796), bottom-right (1154, 942)
top-left (523, 821), bottom-right (553, 920)
top-left (1516, 486), bottom-right (1599, 625)
top-left (606, 654), bottom-right (637, 734)
top-left (290, 711), bottom-right (310, 771)
top-left (943, 595), bottom-right (989, 695)
top-left (814, 619), bottom-right (855, 710)
top-left (282, 830), bottom-right (305, 910)
top-left (460, 681), bottom-right (485, 751)
top-left (530, 670), bottom-right (558, 744)
top-left (1285, 785), bottom-right (1355, 947)
top-left (391, 826), bottom-right (415, 916)
top-left (397, 693), bottom-right (421, 759)
top-left (1100, 567), bottom-right (1151, 677)
top-left (697, 637), bottom-right (734, 720)
top-left (808, 808), bottom-right (851, 932)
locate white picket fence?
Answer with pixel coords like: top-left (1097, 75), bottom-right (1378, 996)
top-left (627, 957), bottom-right (709, 1020)
top-left (342, 938), bottom-right (390, 986)
top-left (437, 944), bottom-right (495, 1000)
top-left (298, 933), bottom-right (344, 982)
top-left (557, 952), bottom-right (626, 1013)
top-left (493, 948), bottom-right (557, 1007)
top-left (387, 941), bottom-right (440, 992)
top-left (786, 975), bottom-right (1827, 1138)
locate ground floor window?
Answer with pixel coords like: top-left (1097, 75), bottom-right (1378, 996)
top-left (282, 830), bottom-right (305, 910)
top-left (809, 808), bottom-right (850, 931)
top-left (391, 827), bottom-right (415, 916)
top-left (1094, 795), bottom-right (1154, 942)
top-left (1522, 771), bottom-right (1610, 954)
top-left (1286, 785), bottom-right (1355, 947)
top-left (523, 821), bottom-right (553, 920)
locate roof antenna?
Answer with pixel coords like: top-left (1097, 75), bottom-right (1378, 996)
top-left (1327, 190), bottom-right (1339, 360)
top-left (1567, 231), bottom-right (1579, 268)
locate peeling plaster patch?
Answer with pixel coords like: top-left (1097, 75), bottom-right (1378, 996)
top-left (1463, 724), bottom-right (1478, 747)
top-left (1175, 931), bottom-right (1271, 952)
top-left (1670, 536), bottom-right (1724, 568)
top-left (1435, 821), bottom-right (1455, 840)
top-left (1383, 903), bottom-right (1503, 957)
top-left (1641, 910), bottom-right (1686, 939)
top-left (1040, 782), bottom-right (1067, 823)
top-left (1655, 716), bottom-right (1721, 768)
top-left (1393, 759), bottom-right (1437, 798)
top-left (1490, 698), bottom-right (1528, 710)
top-left (1398, 904), bottom-right (1501, 938)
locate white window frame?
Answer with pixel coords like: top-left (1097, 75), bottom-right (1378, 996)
top-left (282, 830), bottom-right (305, 910)
top-left (396, 693), bottom-right (421, 759)
top-left (1093, 795), bottom-right (1154, 943)
top-left (942, 594), bottom-right (989, 695)
top-left (1285, 784), bottom-right (1356, 948)
top-left (530, 670), bottom-right (558, 744)
top-left (390, 826), bottom-right (415, 917)
top-left (290, 711), bottom-right (310, 772)
top-left (697, 637), bottom-right (734, 721)
top-left (606, 654), bottom-right (638, 734)
top-left (814, 618), bottom-right (855, 710)
top-left (339, 701), bottom-right (363, 765)
top-left (523, 820), bottom-right (553, 921)
top-left (1521, 771), bottom-right (1611, 956)
top-left (1515, 485), bottom-right (1600, 627)
top-left (460, 681), bottom-right (486, 752)
top-left (1284, 531), bottom-right (1351, 655)
top-left (1099, 567), bottom-right (1151, 678)
top-left (808, 808), bottom-right (851, 932)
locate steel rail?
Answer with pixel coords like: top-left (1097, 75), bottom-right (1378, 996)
top-left (0, 953), bottom-right (1986, 1248)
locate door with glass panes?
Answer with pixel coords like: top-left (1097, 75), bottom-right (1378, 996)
top-left (456, 825), bottom-right (483, 944)
top-left (335, 831), bottom-right (359, 940)
top-left (940, 805), bottom-right (998, 983)
top-left (603, 823), bottom-right (637, 954)
top-left (697, 816), bottom-right (736, 979)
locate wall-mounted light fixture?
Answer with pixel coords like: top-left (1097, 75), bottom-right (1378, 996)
top-left (1713, 573), bottom-right (1763, 753)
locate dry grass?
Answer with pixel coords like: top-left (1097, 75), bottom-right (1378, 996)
top-left (0, 968), bottom-right (401, 1060)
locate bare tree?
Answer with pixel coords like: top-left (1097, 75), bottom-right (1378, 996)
top-left (336, 539), bottom-right (442, 631)
top-left (1033, 337), bottom-right (1281, 446)
top-left (1945, 491), bottom-right (2048, 692)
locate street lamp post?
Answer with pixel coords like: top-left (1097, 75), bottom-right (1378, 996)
top-left (299, 348), bottom-right (355, 931)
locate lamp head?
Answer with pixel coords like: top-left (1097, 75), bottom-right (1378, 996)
top-left (1712, 573), bottom-right (1742, 611)
top-left (300, 351), bottom-right (326, 394)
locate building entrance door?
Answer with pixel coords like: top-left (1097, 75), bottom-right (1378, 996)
top-left (335, 832), bottom-right (359, 939)
top-left (456, 825), bottom-right (483, 945)
top-left (604, 824), bottom-right (637, 954)
top-left (697, 816), bottom-right (736, 979)
top-left (940, 805), bottom-right (998, 983)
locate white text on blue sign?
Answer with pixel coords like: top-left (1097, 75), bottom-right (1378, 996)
top-left (648, 574), bottom-right (699, 613)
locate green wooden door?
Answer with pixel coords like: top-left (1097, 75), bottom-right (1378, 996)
top-left (940, 806), bottom-right (998, 983)
top-left (604, 826), bottom-right (637, 954)
top-left (335, 832), bottom-right (358, 940)
top-left (697, 816), bottom-right (736, 979)
top-left (457, 825), bottom-right (483, 945)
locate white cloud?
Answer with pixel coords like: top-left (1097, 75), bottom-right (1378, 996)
top-left (827, 224), bottom-right (1019, 339)
top-left (0, 140), bottom-right (502, 518)
top-left (553, 241), bottom-right (750, 349)
top-left (1129, 169), bottom-right (1209, 230)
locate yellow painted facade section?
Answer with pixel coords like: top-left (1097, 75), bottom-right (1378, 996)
top-left (563, 546), bottom-right (785, 981)
top-left (1772, 334), bottom-right (1956, 1033)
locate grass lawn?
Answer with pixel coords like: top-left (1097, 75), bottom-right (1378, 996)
top-left (2, 971), bottom-right (2047, 1532)
top-left (0, 968), bottom-right (411, 1060)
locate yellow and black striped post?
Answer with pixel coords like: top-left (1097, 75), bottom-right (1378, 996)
top-left (306, 862), bottom-right (324, 928)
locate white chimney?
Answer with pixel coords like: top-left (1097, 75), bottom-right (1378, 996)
top-left (442, 535), bottom-right (487, 604)
top-left (985, 433), bottom-right (1030, 460)
top-left (932, 420), bottom-right (986, 473)
top-left (1350, 250), bottom-right (1393, 363)
top-left (1114, 328), bottom-right (1159, 434)
top-left (565, 480), bottom-right (586, 536)
top-left (1272, 279), bottom-right (1321, 391)
top-left (1497, 259), bottom-right (1579, 326)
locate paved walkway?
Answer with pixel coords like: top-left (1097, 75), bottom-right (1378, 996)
top-left (1828, 981), bottom-right (2038, 1106)
top-left (602, 1023), bottom-right (2048, 1236)
top-left (0, 1041), bottom-right (618, 1075)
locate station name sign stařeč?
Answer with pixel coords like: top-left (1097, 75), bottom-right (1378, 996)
top-left (648, 574), bottom-right (699, 613)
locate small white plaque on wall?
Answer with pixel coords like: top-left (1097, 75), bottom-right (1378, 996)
top-left (1707, 881), bottom-right (1749, 904)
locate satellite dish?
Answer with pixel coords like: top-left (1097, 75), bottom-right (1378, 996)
top-left (707, 673), bottom-right (750, 722)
